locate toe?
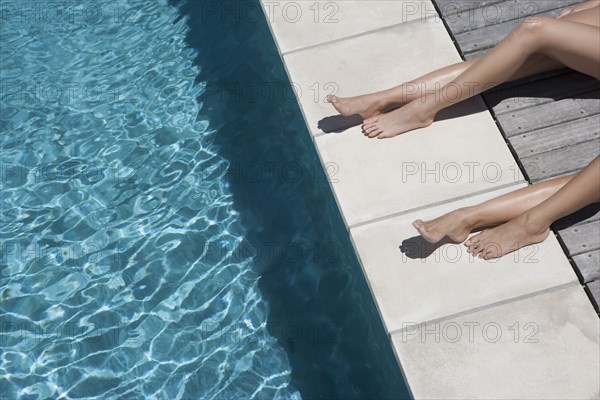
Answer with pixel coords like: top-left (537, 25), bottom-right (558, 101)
top-left (365, 125), bottom-right (378, 134)
top-left (327, 95), bottom-right (338, 103)
top-left (467, 243), bottom-right (475, 254)
top-left (483, 248), bottom-right (498, 260)
top-left (477, 247), bottom-right (489, 258)
top-left (471, 242), bottom-right (484, 256)
top-left (466, 232), bottom-right (483, 251)
top-left (466, 239), bottom-right (477, 253)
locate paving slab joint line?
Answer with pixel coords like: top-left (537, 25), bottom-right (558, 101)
top-left (387, 280), bottom-right (582, 338)
top-left (348, 180), bottom-right (527, 230)
top-left (280, 13), bottom-right (440, 57)
top-left (312, 130), bottom-right (329, 139)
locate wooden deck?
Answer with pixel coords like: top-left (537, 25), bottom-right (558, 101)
top-left (433, 0), bottom-right (600, 311)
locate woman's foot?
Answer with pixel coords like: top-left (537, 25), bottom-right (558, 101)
top-left (326, 94), bottom-right (385, 119)
top-left (465, 213), bottom-right (550, 259)
top-left (413, 208), bottom-right (477, 244)
top-left (361, 101), bottom-right (435, 138)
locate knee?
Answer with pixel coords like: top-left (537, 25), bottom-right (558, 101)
top-left (511, 16), bottom-right (554, 47)
top-left (516, 16), bottom-right (553, 36)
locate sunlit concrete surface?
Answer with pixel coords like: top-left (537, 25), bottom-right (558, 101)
top-left (264, 0), bottom-right (437, 54)
top-left (351, 184), bottom-right (578, 333)
top-left (392, 284), bottom-right (600, 399)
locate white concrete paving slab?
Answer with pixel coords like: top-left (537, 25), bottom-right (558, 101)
top-left (283, 17), bottom-right (463, 138)
top-left (350, 184), bottom-right (578, 333)
top-left (260, 0), bottom-right (436, 54)
top-left (282, 18), bottom-right (523, 226)
top-left (314, 113), bottom-right (523, 226)
top-left (392, 284), bottom-right (600, 400)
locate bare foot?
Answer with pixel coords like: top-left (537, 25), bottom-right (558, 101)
top-left (361, 101), bottom-right (434, 138)
top-left (464, 213), bottom-right (550, 260)
top-left (413, 208), bottom-right (476, 244)
top-left (326, 94), bottom-right (384, 119)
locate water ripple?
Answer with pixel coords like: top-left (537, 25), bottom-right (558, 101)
top-left (0, 1), bottom-right (299, 399)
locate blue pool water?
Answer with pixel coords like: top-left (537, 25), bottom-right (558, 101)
top-left (1, 0), bottom-right (411, 398)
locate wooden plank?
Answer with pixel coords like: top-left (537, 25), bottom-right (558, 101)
top-left (573, 250), bottom-right (600, 284)
top-left (436, 0), bottom-right (505, 18)
top-left (497, 98), bottom-right (600, 136)
top-left (585, 280), bottom-right (600, 311)
top-left (520, 139), bottom-right (600, 182)
top-left (509, 117), bottom-right (600, 156)
top-left (483, 68), bottom-right (571, 92)
top-left (454, 7), bottom-right (564, 56)
top-left (485, 73), bottom-right (600, 116)
top-left (558, 220), bottom-right (600, 257)
top-left (554, 203), bottom-right (600, 230)
top-left (442, 0), bottom-right (579, 35)
top-left (464, 47), bottom-right (490, 60)
top-left (455, 19), bottom-right (519, 55)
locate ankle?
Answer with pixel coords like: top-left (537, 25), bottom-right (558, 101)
top-left (409, 99), bottom-right (437, 122)
top-left (370, 92), bottom-right (391, 112)
top-left (520, 211), bottom-right (550, 234)
top-left (459, 206), bottom-right (483, 230)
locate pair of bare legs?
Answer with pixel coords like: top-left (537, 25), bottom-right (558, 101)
top-left (327, 2), bottom-right (600, 258)
top-left (328, 4), bottom-right (600, 138)
top-left (414, 156), bottom-right (600, 259)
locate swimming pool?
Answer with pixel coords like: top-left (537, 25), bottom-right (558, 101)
top-left (1, 0), bottom-right (410, 398)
